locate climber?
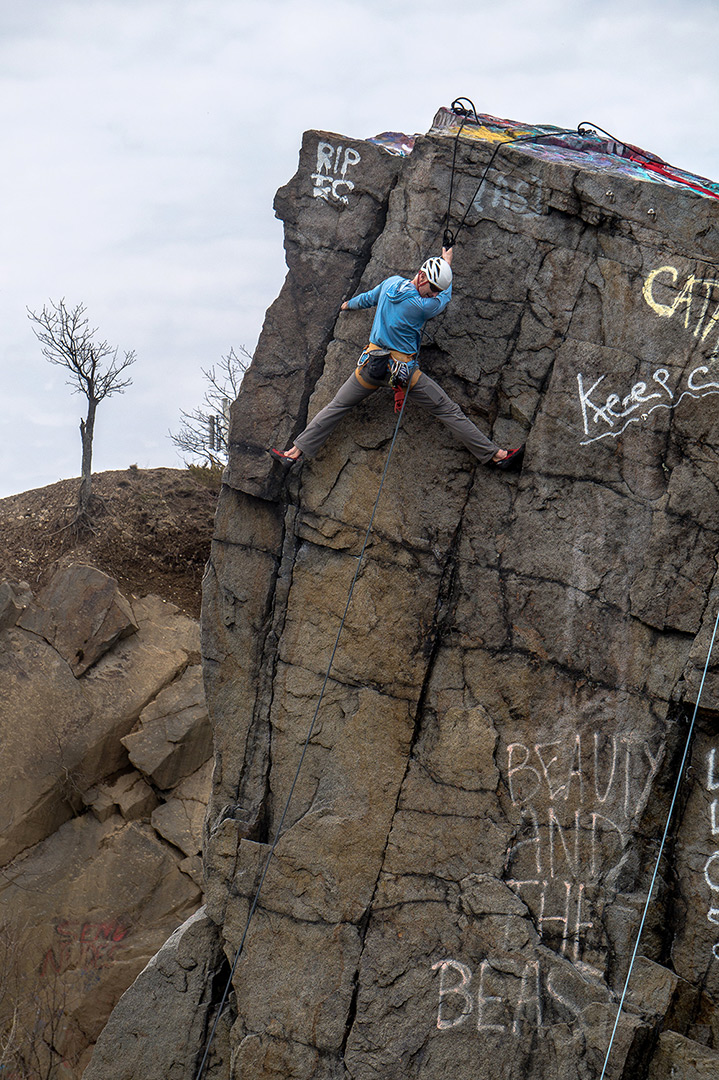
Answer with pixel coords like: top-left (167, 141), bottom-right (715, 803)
top-left (268, 247), bottom-right (524, 471)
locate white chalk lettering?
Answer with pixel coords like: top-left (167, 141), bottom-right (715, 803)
top-left (577, 361), bottom-right (719, 444)
top-left (703, 748), bottom-right (719, 961)
top-left (712, 801), bottom-right (719, 835)
top-left (501, 730), bottom-right (651, 972)
top-left (513, 961), bottom-right (542, 1035)
top-left (708, 749), bottom-right (719, 791)
top-left (507, 743), bottom-right (541, 805)
top-left (548, 808), bottom-right (579, 879)
top-left (688, 366), bottom-right (719, 392)
top-left (577, 262), bottom-right (719, 446)
top-left (431, 959), bottom-right (473, 1030)
top-left (476, 961), bottom-right (508, 1033)
top-left (430, 958), bottom-right (549, 1039)
top-left (594, 733), bottom-right (619, 804)
top-left (311, 140), bottom-right (361, 206)
top-left (507, 733), bottom-right (660, 820)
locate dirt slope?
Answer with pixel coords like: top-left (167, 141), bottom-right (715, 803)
top-left (0, 467), bottom-right (218, 618)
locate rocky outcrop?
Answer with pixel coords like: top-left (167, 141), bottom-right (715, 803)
top-left (83, 907), bottom-right (229, 1080)
top-left (87, 111), bottom-right (719, 1080)
top-left (0, 564), bottom-right (213, 1077)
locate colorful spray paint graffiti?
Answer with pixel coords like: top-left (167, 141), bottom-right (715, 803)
top-left (428, 106), bottom-right (719, 202)
top-left (40, 918), bottom-right (129, 989)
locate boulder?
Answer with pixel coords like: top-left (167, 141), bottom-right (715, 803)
top-left (0, 581), bottom-right (200, 866)
top-left (83, 907), bottom-right (228, 1080)
top-left (0, 579), bottom-right (31, 630)
top-left (121, 664), bottom-right (212, 789)
top-left (151, 760), bottom-right (213, 857)
top-left (91, 111), bottom-right (719, 1079)
top-left (82, 771), bottom-right (159, 824)
top-left (648, 1031), bottom-right (719, 1079)
top-left (0, 566), bottom-right (215, 1076)
top-left (0, 813), bottom-right (202, 1078)
top-left (18, 563), bottom-right (138, 675)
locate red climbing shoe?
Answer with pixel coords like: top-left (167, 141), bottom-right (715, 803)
top-left (491, 446), bottom-right (525, 471)
top-left (269, 447), bottom-right (303, 469)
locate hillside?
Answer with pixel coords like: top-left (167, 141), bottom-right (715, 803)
top-left (0, 466), bottom-right (218, 618)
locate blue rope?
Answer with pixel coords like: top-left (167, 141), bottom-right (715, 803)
top-left (194, 384), bottom-right (413, 1080)
top-left (599, 599), bottom-right (719, 1080)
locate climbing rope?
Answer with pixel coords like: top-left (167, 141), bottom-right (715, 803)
top-left (195, 103), bottom-right (689, 1077)
top-left (440, 101), bottom-right (626, 248)
top-left (599, 600), bottom-right (719, 1080)
top-left (194, 381), bottom-right (415, 1080)
top-left (442, 97), bottom-right (480, 248)
top-left (441, 101), bottom-right (582, 247)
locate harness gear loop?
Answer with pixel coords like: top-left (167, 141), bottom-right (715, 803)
top-left (389, 357), bottom-right (418, 389)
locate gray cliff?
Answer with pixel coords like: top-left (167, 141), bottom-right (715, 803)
top-left (86, 113), bottom-right (719, 1079)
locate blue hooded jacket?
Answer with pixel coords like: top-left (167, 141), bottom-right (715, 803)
top-left (345, 275), bottom-right (452, 355)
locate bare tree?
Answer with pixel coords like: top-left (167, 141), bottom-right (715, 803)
top-left (169, 346), bottom-right (250, 468)
top-left (0, 923), bottom-right (84, 1080)
top-left (28, 300), bottom-right (136, 522)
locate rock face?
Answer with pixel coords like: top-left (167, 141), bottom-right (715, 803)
top-left (0, 564), bottom-right (213, 1077)
top-left (87, 112), bottom-right (719, 1079)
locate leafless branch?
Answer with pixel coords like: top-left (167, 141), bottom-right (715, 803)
top-left (169, 345), bottom-right (251, 467)
top-left (27, 299), bottom-right (138, 523)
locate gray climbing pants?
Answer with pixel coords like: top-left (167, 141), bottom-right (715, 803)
top-left (293, 369), bottom-right (500, 463)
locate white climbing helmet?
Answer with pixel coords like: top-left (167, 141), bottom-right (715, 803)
top-left (420, 256), bottom-right (452, 292)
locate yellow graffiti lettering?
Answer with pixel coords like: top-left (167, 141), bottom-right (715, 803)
top-left (672, 275), bottom-right (698, 328)
top-left (642, 265), bottom-right (678, 317)
top-left (701, 303), bottom-right (719, 345)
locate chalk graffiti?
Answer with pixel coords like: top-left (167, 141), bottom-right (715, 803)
top-left (577, 263), bottom-right (719, 445)
top-left (503, 732), bottom-right (662, 974)
top-left (311, 140), bottom-right (361, 205)
top-left (643, 266), bottom-right (719, 347)
top-left (704, 749), bottom-right (719, 960)
top-left (506, 733), bottom-right (662, 821)
top-left (576, 362), bottom-right (719, 444)
top-left (470, 173), bottom-right (543, 219)
top-left (430, 956), bottom-right (599, 1036)
top-left (40, 918), bottom-right (129, 981)
top-left (425, 729), bottom-right (667, 1042)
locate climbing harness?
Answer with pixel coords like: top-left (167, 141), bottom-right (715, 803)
top-left (599, 601), bottom-right (719, 1080)
top-left (358, 345), bottom-right (393, 382)
top-left (194, 381), bottom-right (416, 1080)
top-left (389, 356), bottom-right (418, 389)
top-left (198, 99), bottom-right (695, 1077)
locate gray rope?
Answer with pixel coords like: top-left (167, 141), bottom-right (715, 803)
top-left (599, 599), bottom-right (719, 1079)
top-left (194, 383), bottom-right (413, 1080)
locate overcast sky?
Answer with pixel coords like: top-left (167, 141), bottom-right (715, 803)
top-left (1, 0), bottom-right (718, 498)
